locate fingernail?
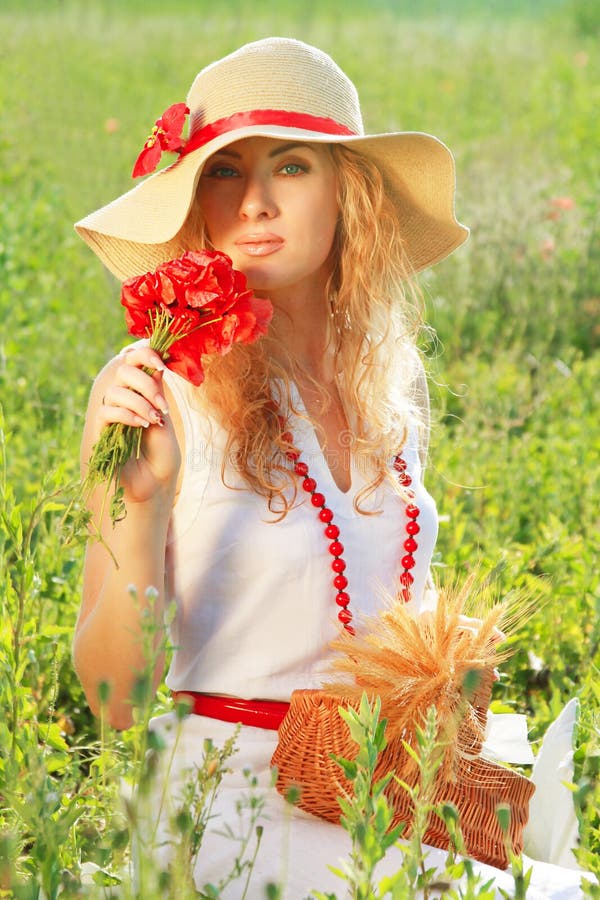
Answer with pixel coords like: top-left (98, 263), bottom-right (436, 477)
top-left (151, 411), bottom-right (165, 427)
top-left (155, 394), bottom-right (169, 414)
top-left (135, 417), bottom-right (150, 428)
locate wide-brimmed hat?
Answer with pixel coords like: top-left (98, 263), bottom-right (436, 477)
top-left (75, 37), bottom-right (469, 281)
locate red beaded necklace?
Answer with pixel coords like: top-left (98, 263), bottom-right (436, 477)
top-left (280, 420), bottom-right (421, 634)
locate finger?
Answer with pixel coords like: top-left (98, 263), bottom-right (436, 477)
top-left (119, 347), bottom-right (170, 411)
top-left (98, 401), bottom-right (153, 430)
top-left (457, 615), bottom-right (480, 635)
top-left (120, 344), bottom-right (166, 373)
top-left (113, 364), bottom-right (169, 413)
top-left (101, 386), bottom-right (165, 427)
top-left (152, 368), bottom-right (169, 415)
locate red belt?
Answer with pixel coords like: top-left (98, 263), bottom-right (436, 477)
top-left (172, 691), bottom-right (290, 730)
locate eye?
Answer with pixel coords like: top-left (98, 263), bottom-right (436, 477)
top-left (205, 164), bottom-right (240, 178)
top-left (278, 162), bottom-right (308, 176)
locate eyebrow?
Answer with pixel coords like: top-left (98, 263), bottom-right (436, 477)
top-left (269, 142), bottom-right (316, 158)
top-left (212, 142), bottom-right (317, 160)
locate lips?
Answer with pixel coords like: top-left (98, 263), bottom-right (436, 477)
top-left (235, 233), bottom-right (284, 257)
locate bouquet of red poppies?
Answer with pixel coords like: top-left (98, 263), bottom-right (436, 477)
top-left (82, 249), bottom-right (272, 525)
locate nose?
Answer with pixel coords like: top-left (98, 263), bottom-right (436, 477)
top-left (239, 174), bottom-right (278, 221)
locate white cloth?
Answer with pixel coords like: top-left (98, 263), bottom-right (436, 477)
top-left (483, 712), bottom-right (535, 765)
top-left (150, 368), bottom-right (588, 897)
top-left (163, 370), bottom-right (438, 698)
top-left (523, 698), bottom-right (582, 870)
top-left (148, 711), bottom-right (589, 899)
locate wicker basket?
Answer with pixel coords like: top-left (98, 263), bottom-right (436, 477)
top-left (271, 682), bottom-right (535, 870)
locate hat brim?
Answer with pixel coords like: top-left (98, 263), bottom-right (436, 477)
top-left (75, 125), bottom-right (469, 281)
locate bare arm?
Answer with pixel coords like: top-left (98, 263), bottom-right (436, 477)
top-left (73, 345), bottom-right (183, 730)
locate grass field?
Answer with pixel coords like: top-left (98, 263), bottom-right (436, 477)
top-left (1, 1), bottom-right (599, 895)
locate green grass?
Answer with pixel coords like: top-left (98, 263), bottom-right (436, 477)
top-left (1, 0), bottom-right (599, 894)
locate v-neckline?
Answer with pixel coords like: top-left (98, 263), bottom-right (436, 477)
top-left (288, 380), bottom-right (356, 503)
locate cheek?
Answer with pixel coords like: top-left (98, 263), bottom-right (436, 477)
top-left (312, 197), bottom-right (339, 259)
top-left (197, 196), bottom-right (218, 240)
top-left (196, 186), bottom-right (233, 242)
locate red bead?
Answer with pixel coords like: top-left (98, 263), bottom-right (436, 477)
top-left (278, 433), bottom-right (425, 629)
top-left (277, 415), bottom-right (287, 429)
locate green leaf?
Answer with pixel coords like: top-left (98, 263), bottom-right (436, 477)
top-left (91, 868), bottom-right (122, 886)
top-left (336, 758), bottom-right (358, 780)
top-left (381, 822), bottom-right (405, 851)
top-left (496, 803), bottom-right (511, 835)
top-left (41, 723), bottom-right (69, 752)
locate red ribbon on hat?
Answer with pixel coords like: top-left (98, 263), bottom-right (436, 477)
top-left (132, 106), bottom-right (356, 178)
top-left (181, 109), bottom-right (357, 158)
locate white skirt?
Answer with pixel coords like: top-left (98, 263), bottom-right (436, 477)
top-left (145, 711), bottom-right (589, 900)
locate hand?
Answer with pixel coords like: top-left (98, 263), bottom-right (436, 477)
top-left (457, 613), bottom-right (506, 644)
top-left (457, 614), bottom-right (504, 683)
top-left (84, 345), bottom-right (182, 510)
top-left (99, 345), bottom-right (170, 430)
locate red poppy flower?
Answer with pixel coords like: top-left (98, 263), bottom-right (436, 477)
top-left (132, 103), bottom-right (190, 178)
top-left (81, 250), bottom-right (273, 525)
top-left (120, 249), bottom-right (273, 385)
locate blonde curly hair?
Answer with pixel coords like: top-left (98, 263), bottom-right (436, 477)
top-left (177, 144), bottom-right (428, 518)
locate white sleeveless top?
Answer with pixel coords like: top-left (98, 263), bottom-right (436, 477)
top-left (163, 369), bottom-right (439, 701)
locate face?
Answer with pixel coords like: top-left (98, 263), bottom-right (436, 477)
top-left (197, 137), bottom-right (339, 301)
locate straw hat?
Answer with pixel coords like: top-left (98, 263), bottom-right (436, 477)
top-left (75, 37), bottom-right (469, 281)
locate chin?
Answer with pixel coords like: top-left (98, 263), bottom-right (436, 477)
top-left (240, 266), bottom-right (285, 293)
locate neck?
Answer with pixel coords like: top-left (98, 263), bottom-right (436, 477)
top-left (262, 284), bottom-right (336, 383)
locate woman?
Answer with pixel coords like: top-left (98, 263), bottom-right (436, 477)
top-left (73, 38), bottom-right (586, 898)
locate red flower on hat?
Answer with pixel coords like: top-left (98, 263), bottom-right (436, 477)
top-left (132, 103), bottom-right (190, 178)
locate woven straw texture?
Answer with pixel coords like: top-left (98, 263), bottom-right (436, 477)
top-left (272, 585), bottom-right (536, 870)
top-left (271, 683), bottom-right (535, 870)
